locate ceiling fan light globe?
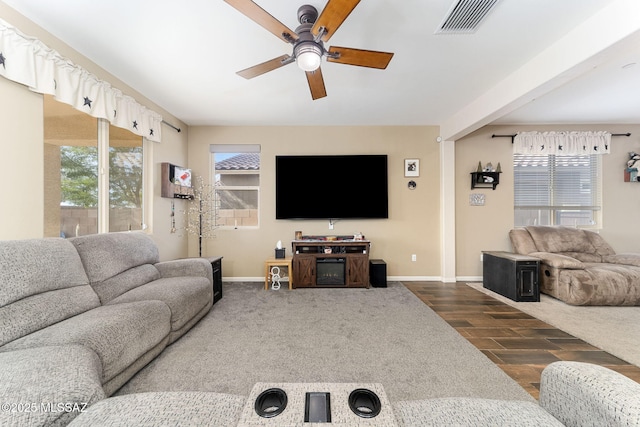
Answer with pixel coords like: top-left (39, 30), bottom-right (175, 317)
top-left (297, 51), bottom-right (321, 71)
top-left (294, 41), bottom-right (323, 71)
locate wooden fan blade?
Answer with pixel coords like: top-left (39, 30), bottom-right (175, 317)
top-left (311, 0), bottom-right (360, 42)
top-left (327, 46), bottom-right (394, 69)
top-left (237, 55), bottom-right (293, 79)
top-left (306, 68), bottom-right (327, 100)
top-left (224, 0), bottom-right (298, 43)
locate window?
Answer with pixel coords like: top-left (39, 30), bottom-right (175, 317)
top-left (43, 95), bottom-right (145, 237)
top-left (211, 144), bottom-right (260, 228)
top-left (514, 154), bottom-right (601, 228)
top-left (109, 123), bottom-right (144, 232)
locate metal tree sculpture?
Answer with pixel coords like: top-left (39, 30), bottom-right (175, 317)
top-left (180, 175), bottom-right (219, 257)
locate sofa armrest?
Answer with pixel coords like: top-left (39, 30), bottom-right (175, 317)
top-left (0, 345), bottom-right (105, 427)
top-left (539, 361), bottom-right (640, 427)
top-left (155, 258), bottom-right (213, 284)
top-left (603, 253), bottom-right (640, 267)
top-left (529, 252), bottom-right (585, 269)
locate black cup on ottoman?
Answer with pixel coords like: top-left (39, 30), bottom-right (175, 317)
top-left (254, 388), bottom-right (288, 418)
top-left (348, 388), bottom-right (382, 418)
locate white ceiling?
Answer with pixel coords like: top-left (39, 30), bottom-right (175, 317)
top-left (3, 0), bottom-right (640, 133)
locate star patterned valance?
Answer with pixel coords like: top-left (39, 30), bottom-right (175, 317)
top-left (0, 19), bottom-right (162, 142)
top-left (513, 131), bottom-right (611, 156)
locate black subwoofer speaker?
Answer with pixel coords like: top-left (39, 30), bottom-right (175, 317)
top-left (369, 259), bottom-right (387, 288)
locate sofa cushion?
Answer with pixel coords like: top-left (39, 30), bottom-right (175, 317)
top-left (0, 285), bottom-right (101, 347)
top-left (526, 226), bottom-right (597, 254)
top-left (1, 301), bottom-right (171, 383)
top-left (155, 257), bottom-right (213, 281)
top-left (107, 276), bottom-right (211, 332)
top-left (393, 397), bottom-right (563, 426)
top-left (530, 252), bottom-right (585, 269)
top-left (553, 264), bottom-right (640, 305)
top-left (67, 391), bottom-right (246, 427)
top-left (509, 228), bottom-right (538, 254)
top-left (0, 238), bottom-right (90, 305)
top-left (0, 345), bottom-right (105, 427)
top-left (71, 232), bottom-right (160, 284)
top-left (92, 264), bottom-right (161, 304)
top-left (0, 238), bottom-right (100, 346)
top-left (604, 253), bottom-right (640, 267)
top-left (584, 229), bottom-right (616, 257)
top-left (557, 251), bottom-right (603, 263)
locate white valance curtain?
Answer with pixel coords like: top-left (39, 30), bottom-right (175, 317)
top-left (513, 131), bottom-right (611, 155)
top-left (0, 19), bottom-right (162, 143)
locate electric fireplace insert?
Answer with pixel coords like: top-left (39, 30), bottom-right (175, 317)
top-left (316, 258), bottom-right (346, 286)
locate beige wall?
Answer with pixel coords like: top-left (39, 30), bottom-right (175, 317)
top-left (455, 124), bottom-right (640, 278)
top-left (151, 126), bottom-right (190, 261)
top-left (0, 77), bottom-right (44, 239)
top-left (188, 126), bottom-right (441, 279)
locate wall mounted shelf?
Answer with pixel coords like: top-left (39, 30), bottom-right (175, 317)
top-left (161, 162), bottom-right (194, 199)
top-left (471, 171), bottom-right (501, 190)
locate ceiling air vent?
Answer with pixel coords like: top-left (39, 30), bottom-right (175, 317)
top-left (436, 0), bottom-right (500, 34)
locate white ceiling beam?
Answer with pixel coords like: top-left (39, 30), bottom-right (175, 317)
top-left (440, 0), bottom-right (640, 141)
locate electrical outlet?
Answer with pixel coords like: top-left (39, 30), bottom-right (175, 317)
top-left (411, 254), bottom-right (417, 262)
top-left (480, 253), bottom-right (484, 262)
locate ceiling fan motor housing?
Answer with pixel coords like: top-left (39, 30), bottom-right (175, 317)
top-left (295, 23), bottom-right (320, 45)
top-left (297, 4), bottom-right (318, 24)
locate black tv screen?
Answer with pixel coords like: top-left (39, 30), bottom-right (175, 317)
top-left (275, 155), bottom-right (388, 219)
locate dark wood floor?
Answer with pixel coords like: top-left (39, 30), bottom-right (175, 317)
top-left (404, 281), bottom-right (640, 399)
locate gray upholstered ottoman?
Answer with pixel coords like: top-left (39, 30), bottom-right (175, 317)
top-left (393, 397), bottom-right (563, 426)
top-left (68, 391), bottom-right (246, 427)
top-left (238, 382), bottom-right (398, 426)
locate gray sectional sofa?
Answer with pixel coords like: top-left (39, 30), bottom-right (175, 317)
top-left (2, 232), bottom-right (640, 426)
top-left (0, 232), bottom-right (217, 426)
top-left (510, 225), bottom-right (640, 305)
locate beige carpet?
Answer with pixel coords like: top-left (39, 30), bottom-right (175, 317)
top-left (117, 282), bottom-right (533, 403)
top-left (467, 282), bottom-right (640, 367)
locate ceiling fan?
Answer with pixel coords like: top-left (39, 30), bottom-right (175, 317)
top-left (224, 0), bottom-right (394, 100)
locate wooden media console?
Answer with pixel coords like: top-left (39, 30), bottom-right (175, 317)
top-left (291, 238), bottom-right (370, 288)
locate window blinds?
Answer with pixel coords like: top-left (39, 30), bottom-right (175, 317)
top-left (514, 154), bottom-right (601, 226)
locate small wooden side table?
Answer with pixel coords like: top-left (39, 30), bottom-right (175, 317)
top-left (264, 257), bottom-right (293, 290)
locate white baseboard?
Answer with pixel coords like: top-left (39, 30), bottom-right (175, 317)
top-left (457, 276), bottom-right (482, 282)
top-left (223, 277), bottom-right (268, 282)
top-left (388, 276), bottom-right (442, 282)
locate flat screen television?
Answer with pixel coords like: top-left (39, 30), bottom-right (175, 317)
top-left (275, 155), bottom-right (388, 220)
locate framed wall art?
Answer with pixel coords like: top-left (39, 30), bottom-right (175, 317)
top-left (404, 159), bottom-right (419, 177)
